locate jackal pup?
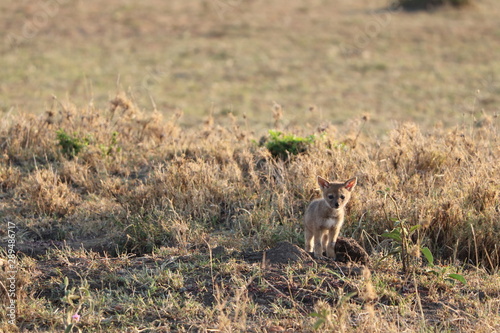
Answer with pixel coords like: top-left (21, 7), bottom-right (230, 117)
top-left (304, 176), bottom-right (357, 259)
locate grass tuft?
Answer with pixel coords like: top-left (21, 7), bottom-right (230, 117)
top-left (264, 130), bottom-right (316, 160)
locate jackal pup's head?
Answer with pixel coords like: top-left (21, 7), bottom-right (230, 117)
top-left (317, 176), bottom-right (357, 210)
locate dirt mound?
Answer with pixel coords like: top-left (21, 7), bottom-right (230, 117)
top-left (264, 241), bottom-right (313, 264)
top-left (243, 239), bottom-right (370, 265)
top-left (243, 241), bottom-right (312, 265)
top-left (335, 237), bottom-right (370, 265)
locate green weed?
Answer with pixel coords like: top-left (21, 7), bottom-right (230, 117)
top-left (56, 129), bottom-right (89, 159)
top-left (421, 247), bottom-right (467, 284)
top-left (99, 131), bottom-right (121, 157)
top-left (265, 130), bottom-right (316, 160)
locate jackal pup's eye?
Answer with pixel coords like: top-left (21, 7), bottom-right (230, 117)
top-left (328, 194), bottom-right (334, 199)
top-left (340, 195), bottom-right (345, 200)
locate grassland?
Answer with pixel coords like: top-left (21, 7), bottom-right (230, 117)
top-left (1, 0), bottom-right (500, 332)
top-left (2, 0), bottom-right (500, 131)
top-left (0, 95), bottom-right (498, 332)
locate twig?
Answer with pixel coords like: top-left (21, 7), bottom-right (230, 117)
top-left (352, 116), bottom-right (368, 149)
top-left (331, 261), bottom-right (347, 278)
top-left (351, 211), bottom-right (367, 239)
top-left (413, 273), bottom-right (425, 325)
top-left (203, 239), bottom-right (215, 295)
top-left (470, 224), bottom-right (479, 269)
top-left (0, 280), bottom-right (9, 298)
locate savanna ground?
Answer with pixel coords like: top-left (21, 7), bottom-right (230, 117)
top-left (1, 0), bottom-right (500, 332)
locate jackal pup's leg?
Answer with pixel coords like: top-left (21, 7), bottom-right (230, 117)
top-left (304, 227), bottom-right (314, 253)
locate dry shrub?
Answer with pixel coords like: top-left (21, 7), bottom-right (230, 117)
top-left (59, 160), bottom-right (97, 194)
top-left (0, 161), bottom-right (21, 190)
top-left (117, 208), bottom-right (192, 254)
top-left (214, 282), bottom-right (251, 332)
top-left (17, 168), bottom-right (80, 217)
top-left (366, 123), bottom-right (499, 268)
top-left (0, 113), bottom-right (57, 165)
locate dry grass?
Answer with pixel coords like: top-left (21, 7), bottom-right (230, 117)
top-left (1, 0), bottom-right (500, 331)
top-left (0, 96), bottom-right (499, 332)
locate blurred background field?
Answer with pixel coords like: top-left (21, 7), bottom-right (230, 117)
top-left (1, 0), bottom-right (500, 132)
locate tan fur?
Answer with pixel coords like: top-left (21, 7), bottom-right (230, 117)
top-left (304, 176), bottom-right (357, 259)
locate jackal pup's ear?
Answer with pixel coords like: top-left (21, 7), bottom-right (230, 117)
top-left (317, 176), bottom-right (330, 189)
top-left (344, 177), bottom-right (357, 191)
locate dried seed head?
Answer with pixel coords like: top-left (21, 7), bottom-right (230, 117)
top-left (362, 267), bottom-right (377, 302)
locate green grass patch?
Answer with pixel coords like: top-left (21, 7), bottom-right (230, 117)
top-left (56, 129), bottom-right (89, 159)
top-left (265, 130), bottom-right (316, 160)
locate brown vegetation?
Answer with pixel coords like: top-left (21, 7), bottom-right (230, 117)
top-left (3, 96), bottom-right (498, 267)
top-left (0, 96), bottom-right (499, 331)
